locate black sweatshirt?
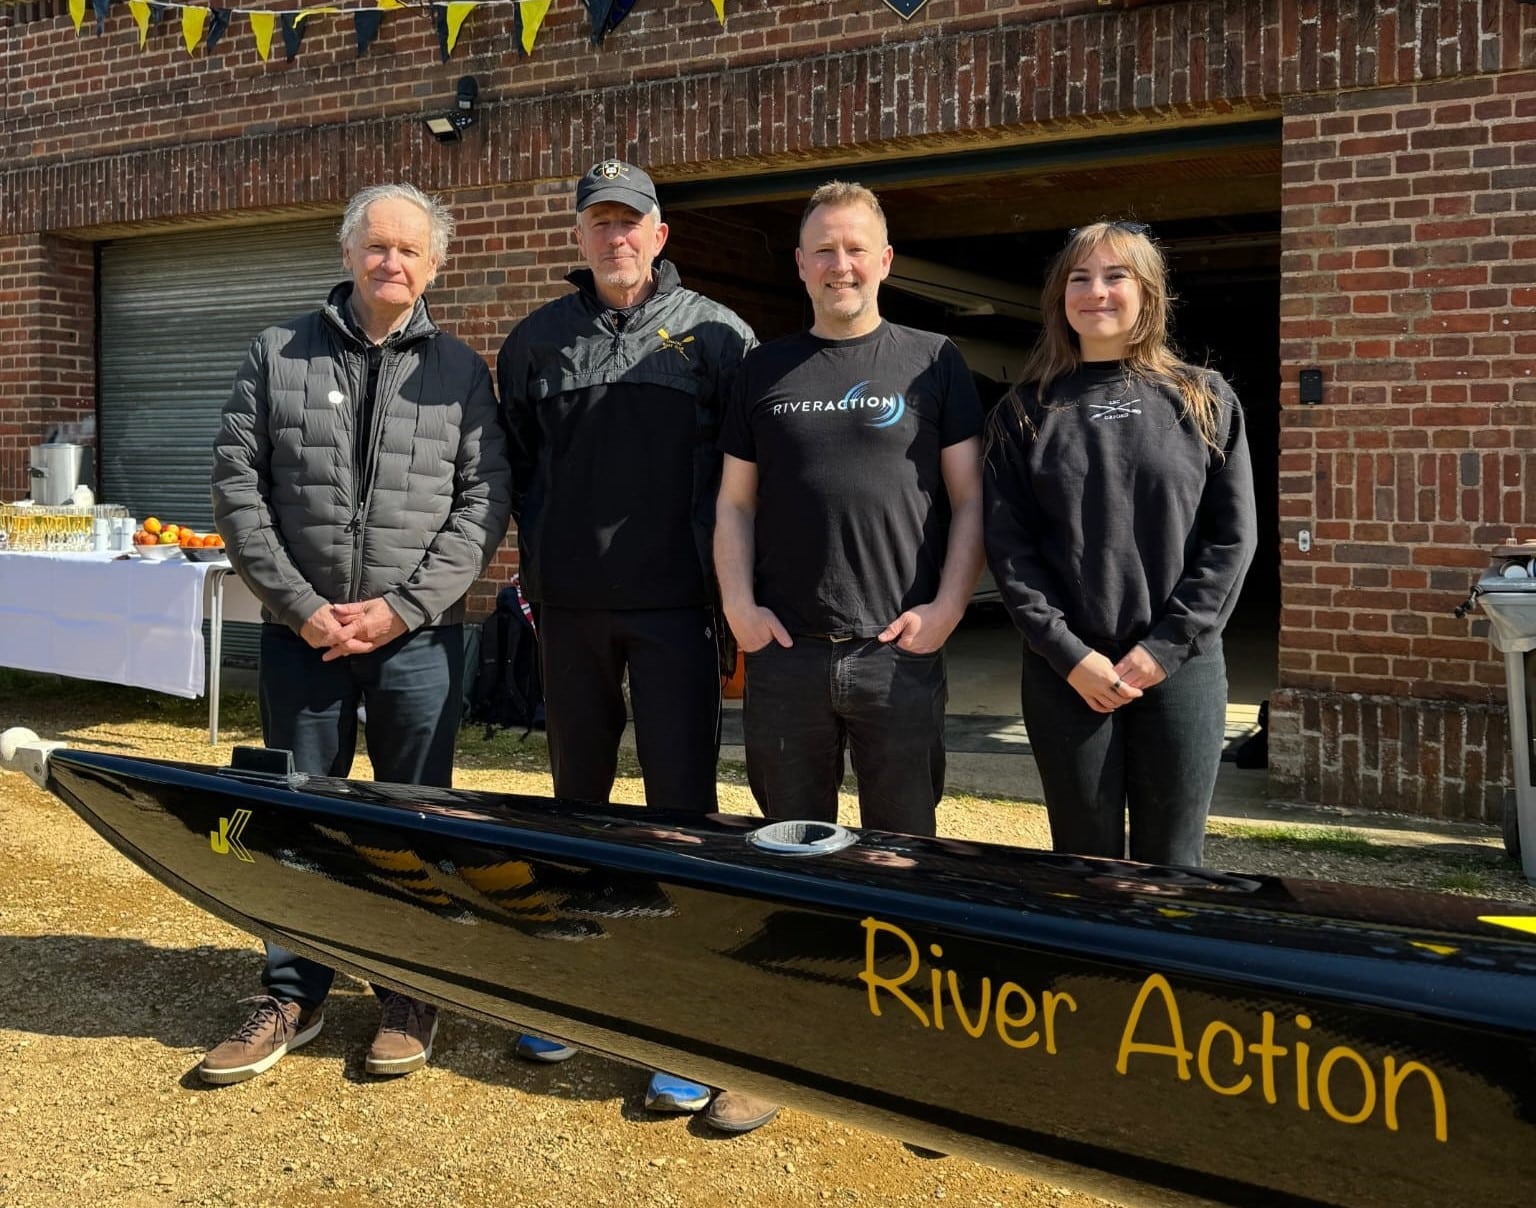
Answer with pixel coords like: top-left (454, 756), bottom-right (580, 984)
top-left (982, 361), bottom-right (1257, 680)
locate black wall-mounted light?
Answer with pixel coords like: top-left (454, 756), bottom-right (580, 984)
top-left (423, 76), bottom-right (479, 143)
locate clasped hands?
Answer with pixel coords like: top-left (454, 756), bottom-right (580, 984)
top-left (300, 599), bottom-right (407, 662)
top-left (1067, 646), bottom-right (1166, 714)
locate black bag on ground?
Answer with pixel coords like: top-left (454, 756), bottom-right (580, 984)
top-left (466, 581), bottom-right (544, 738)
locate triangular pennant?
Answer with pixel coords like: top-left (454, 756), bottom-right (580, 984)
top-left (582, 0), bottom-right (611, 45)
top-left (91, 0), bottom-right (111, 34)
top-left (357, 0), bottom-right (404, 49)
top-left (514, 0), bottom-right (550, 54)
top-left (353, 9), bottom-right (383, 54)
top-left (68, 0), bottom-right (86, 33)
top-left (878, 0), bottom-right (927, 18)
top-left (584, 0), bottom-right (638, 46)
top-left (148, 1), bottom-right (166, 22)
top-left (708, 0), bottom-right (723, 25)
top-left (445, 2), bottom-right (476, 56)
top-left (431, 4), bottom-right (450, 59)
top-left (180, 5), bottom-right (206, 52)
top-left (204, 6), bottom-right (230, 48)
top-left (279, 12), bottom-right (305, 59)
top-left (248, 10), bottom-right (275, 60)
top-left (126, 0), bottom-right (151, 47)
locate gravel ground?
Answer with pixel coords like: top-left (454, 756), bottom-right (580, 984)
top-left (1, 673), bottom-right (1530, 1208)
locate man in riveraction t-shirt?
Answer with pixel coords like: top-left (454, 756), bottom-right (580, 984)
top-left (715, 180), bottom-right (984, 841)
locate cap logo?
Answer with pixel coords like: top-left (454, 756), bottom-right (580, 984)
top-left (597, 161), bottom-right (627, 180)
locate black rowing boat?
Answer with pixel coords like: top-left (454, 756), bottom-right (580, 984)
top-left (4, 731), bottom-right (1534, 1208)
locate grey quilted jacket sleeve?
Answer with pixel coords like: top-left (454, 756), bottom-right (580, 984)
top-left (211, 334), bottom-right (329, 632)
top-left (380, 356), bottom-right (511, 631)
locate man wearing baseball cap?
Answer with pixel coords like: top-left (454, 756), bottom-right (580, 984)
top-left (497, 161), bottom-right (775, 1133)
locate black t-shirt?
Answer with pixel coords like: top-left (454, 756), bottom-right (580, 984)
top-left (719, 321), bottom-right (983, 637)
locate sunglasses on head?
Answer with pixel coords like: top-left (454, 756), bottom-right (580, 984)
top-left (1068, 220), bottom-right (1152, 238)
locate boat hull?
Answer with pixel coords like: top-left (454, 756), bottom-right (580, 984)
top-left (35, 748), bottom-right (1536, 1208)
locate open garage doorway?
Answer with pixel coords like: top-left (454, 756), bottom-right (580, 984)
top-left (661, 120), bottom-right (1282, 756)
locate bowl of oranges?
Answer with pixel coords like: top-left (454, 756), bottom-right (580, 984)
top-left (131, 518), bottom-right (227, 562)
top-left (183, 541), bottom-right (229, 564)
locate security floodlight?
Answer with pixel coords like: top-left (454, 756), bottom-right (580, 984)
top-left (423, 76), bottom-right (479, 143)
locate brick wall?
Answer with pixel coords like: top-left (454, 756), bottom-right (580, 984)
top-left (1269, 688), bottom-right (1509, 817)
top-left (2, 0), bottom-right (1259, 174)
top-left (1274, 67), bottom-right (1536, 817)
top-left (0, 234), bottom-right (95, 499)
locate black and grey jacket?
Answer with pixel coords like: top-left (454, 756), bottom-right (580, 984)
top-left (212, 282), bottom-right (512, 633)
top-left (497, 260), bottom-right (756, 609)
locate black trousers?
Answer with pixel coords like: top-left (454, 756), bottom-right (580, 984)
top-left (538, 605), bottom-right (721, 813)
top-left (1019, 643), bottom-right (1228, 868)
top-left (742, 637), bottom-right (947, 837)
top-left (257, 622), bottom-right (462, 1006)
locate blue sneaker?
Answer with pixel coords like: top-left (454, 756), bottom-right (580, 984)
top-left (644, 1070), bottom-right (712, 1113)
top-left (513, 1033), bottom-right (578, 1063)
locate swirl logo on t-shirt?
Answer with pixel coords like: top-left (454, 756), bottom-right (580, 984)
top-left (847, 380), bottom-right (906, 428)
top-left (770, 380), bottom-right (907, 429)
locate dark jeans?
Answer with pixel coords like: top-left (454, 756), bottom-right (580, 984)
top-left (258, 622), bottom-right (463, 1006)
top-left (539, 605), bottom-right (720, 813)
top-left (1019, 643), bottom-right (1227, 868)
top-left (743, 637), bottom-right (946, 836)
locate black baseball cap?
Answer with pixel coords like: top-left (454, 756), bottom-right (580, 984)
top-left (576, 160), bottom-right (658, 214)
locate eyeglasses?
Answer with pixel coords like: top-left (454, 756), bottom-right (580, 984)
top-left (1067, 220), bottom-right (1152, 238)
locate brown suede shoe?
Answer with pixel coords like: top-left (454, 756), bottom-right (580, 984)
top-left (198, 995), bottom-right (324, 1085)
top-left (703, 1090), bottom-right (780, 1134)
top-left (365, 992), bottom-right (438, 1076)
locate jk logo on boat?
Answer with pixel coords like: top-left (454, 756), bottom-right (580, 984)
top-left (210, 809), bottom-right (254, 862)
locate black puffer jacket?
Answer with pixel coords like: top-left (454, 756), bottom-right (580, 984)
top-left (212, 282), bottom-right (512, 633)
top-left (497, 261), bottom-right (755, 608)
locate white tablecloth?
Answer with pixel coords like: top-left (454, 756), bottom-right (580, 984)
top-left (0, 550), bottom-right (257, 699)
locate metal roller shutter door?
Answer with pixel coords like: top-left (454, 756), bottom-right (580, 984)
top-left (98, 218), bottom-right (342, 666)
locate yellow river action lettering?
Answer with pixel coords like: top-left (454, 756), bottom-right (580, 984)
top-left (859, 918), bottom-right (1448, 1142)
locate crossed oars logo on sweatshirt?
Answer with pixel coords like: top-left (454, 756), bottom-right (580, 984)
top-left (657, 327), bottom-right (695, 360)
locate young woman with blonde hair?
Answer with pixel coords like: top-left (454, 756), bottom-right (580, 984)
top-left (983, 221), bottom-right (1257, 867)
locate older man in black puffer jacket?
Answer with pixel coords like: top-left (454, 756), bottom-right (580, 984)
top-left (205, 182), bottom-right (511, 1087)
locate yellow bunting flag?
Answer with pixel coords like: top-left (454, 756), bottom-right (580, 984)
top-left (709, 0), bottom-right (724, 25)
top-left (294, 5), bottom-right (341, 24)
top-left (248, 10), bottom-right (276, 60)
top-left (444, 1), bottom-right (476, 55)
top-left (519, 0), bottom-right (550, 54)
top-left (68, 0), bottom-right (86, 33)
top-left (180, 5), bottom-right (207, 53)
top-left (126, 0), bottom-right (151, 47)
top-left (376, 0), bottom-right (405, 8)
